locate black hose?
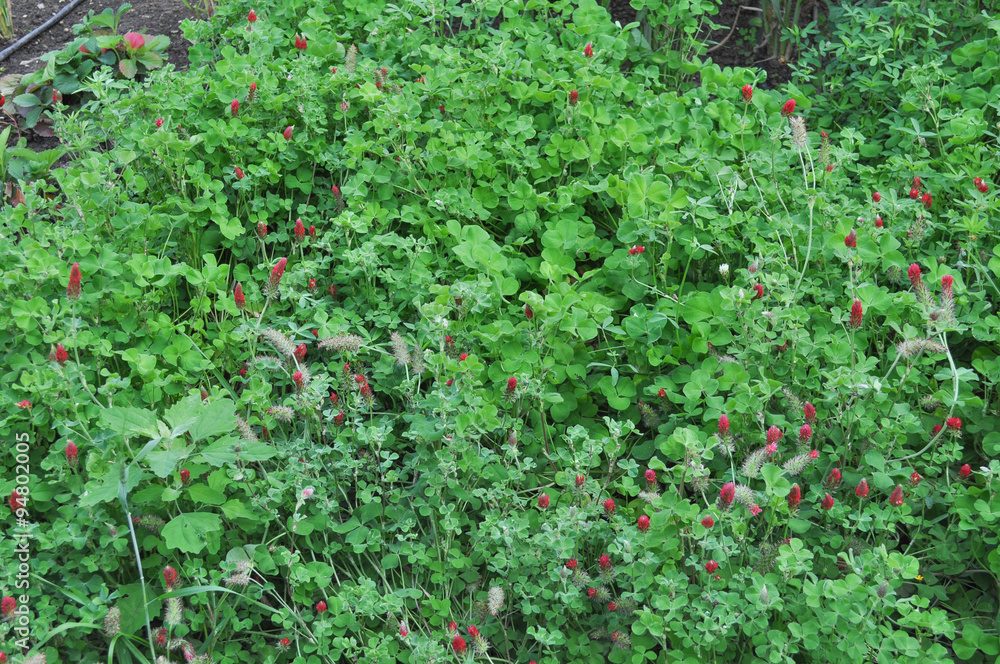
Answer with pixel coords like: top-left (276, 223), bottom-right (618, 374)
top-left (0, 0), bottom-right (91, 63)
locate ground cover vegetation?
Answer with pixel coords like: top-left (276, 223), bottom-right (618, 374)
top-left (1, 0), bottom-right (999, 662)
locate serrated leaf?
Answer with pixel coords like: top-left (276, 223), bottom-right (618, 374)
top-left (103, 406), bottom-right (160, 439)
top-left (119, 59), bottom-right (138, 79)
top-left (187, 399), bottom-right (237, 442)
top-left (162, 513), bottom-right (222, 554)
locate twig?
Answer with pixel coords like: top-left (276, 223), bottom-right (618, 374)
top-left (706, 5), bottom-right (761, 54)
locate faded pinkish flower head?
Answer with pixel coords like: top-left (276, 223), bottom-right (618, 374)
top-left (537, 493), bottom-right (549, 509)
top-left (302, 487), bottom-right (314, 499)
top-left (750, 504), bottom-right (762, 516)
top-left (889, 485), bottom-right (904, 506)
top-left (799, 424), bottom-right (812, 441)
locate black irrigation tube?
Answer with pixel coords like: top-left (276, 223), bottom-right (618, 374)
top-left (0, 0), bottom-right (90, 63)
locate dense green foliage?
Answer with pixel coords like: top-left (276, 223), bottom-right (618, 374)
top-left (1, 0), bottom-right (999, 662)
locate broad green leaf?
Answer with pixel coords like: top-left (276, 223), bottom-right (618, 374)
top-left (162, 512), bottom-right (222, 554)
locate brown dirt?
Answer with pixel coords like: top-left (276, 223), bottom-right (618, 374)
top-left (701, 0), bottom-right (827, 89)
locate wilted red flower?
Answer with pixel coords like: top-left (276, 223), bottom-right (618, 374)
top-left (788, 483), bottom-right (801, 510)
top-left (826, 164), bottom-right (835, 173)
top-left (910, 471), bottom-right (921, 486)
top-left (718, 414), bottom-right (730, 437)
top-left (705, 560), bottom-right (719, 573)
top-left (701, 516), bottom-right (714, 528)
top-left (849, 299), bottom-right (863, 328)
top-left (308, 279), bottom-right (317, 292)
top-left (230, 99), bottom-right (239, 117)
top-left (66, 440), bottom-right (78, 465)
top-left (257, 221), bottom-right (267, 239)
top-left (234, 283), bottom-right (245, 309)
top-left (328, 284), bottom-right (337, 297)
top-left (799, 424), bottom-right (812, 441)
top-left (8, 490), bottom-right (23, 511)
top-left (844, 229), bottom-right (857, 248)
top-left (603, 498), bottom-right (615, 516)
top-left (719, 482), bottom-right (736, 507)
top-left (637, 515), bottom-right (650, 532)
top-left (752, 284), bottom-right (764, 300)
top-left (283, 126), bottom-right (294, 140)
top-left (872, 191), bottom-right (881, 203)
top-left (959, 464), bottom-right (971, 479)
top-left (334, 412), bottom-right (344, 425)
top-left (439, 104), bottom-right (446, 114)
top-left (781, 99), bottom-right (796, 116)
top-left (855, 478), bottom-right (870, 497)
top-left (445, 379), bottom-right (453, 387)
top-left (608, 602), bottom-right (617, 612)
top-left (946, 417), bottom-right (961, 431)
top-left (575, 474), bottom-right (585, 487)
top-left (569, 90), bottom-right (578, 106)
top-left (584, 43), bottom-right (594, 57)
top-left (889, 485), bottom-right (904, 506)
top-left (809, 449), bottom-right (819, 459)
top-left (68, 262), bottom-right (82, 299)
top-left (180, 468), bottom-right (190, 484)
top-left (875, 215), bottom-right (883, 227)
top-left (566, 559), bottom-right (578, 570)
top-left (452, 635), bottom-right (467, 654)
top-left (248, 9), bottom-right (257, 22)
top-left (537, 493), bottom-right (550, 509)
top-left (921, 192), bottom-right (932, 208)
top-left (163, 566), bottom-right (178, 589)
top-left (587, 587), bottom-right (597, 598)
top-left (294, 34), bottom-right (307, 50)
top-left (524, 304), bottom-right (534, 319)
top-left (741, 84), bottom-right (752, 103)
top-left (294, 344), bottom-right (307, 361)
top-left (599, 554), bottom-right (612, 571)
